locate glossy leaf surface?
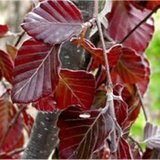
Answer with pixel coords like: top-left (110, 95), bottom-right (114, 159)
top-left (0, 50), bottom-right (14, 83)
top-left (12, 38), bottom-right (60, 104)
top-left (107, 1), bottom-right (154, 53)
top-left (0, 98), bottom-right (24, 152)
top-left (58, 106), bottom-right (114, 159)
top-left (55, 69), bottom-right (95, 110)
top-left (22, 0), bottom-right (83, 45)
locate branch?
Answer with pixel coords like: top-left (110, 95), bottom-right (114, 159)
top-left (128, 136), bottom-right (143, 154)
top-left (14, 31), bottom-right (25, 47)
top-left (23, 111), bottom-right (60, 159)
top-left (0, 105), bottom-right (26, 148)
top-left (135, 84), bottom-right (148, 122)
top-left (96, 18), bottom-right (112, 88)
top-left (96, 17), bottom-right (122, 153)
top-left (119, 6), bottom-right (159, 44)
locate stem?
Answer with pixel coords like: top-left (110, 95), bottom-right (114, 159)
top-left (128, 136), bottom-right (143, 153)
top-left (96, 18), bottom-right (112, 88)
top-left (119, 6), bottom-right (159, 44)
top-left (9, 148), bottom-right (25, 156)
top-left (0, 105), bottom-right (26, 148)
top-left (14, 31), bottom-right (25, 47)
top-left (96, 17), bottom-right (122, 153)
top-left (135, 84), bottom-right (148, 122)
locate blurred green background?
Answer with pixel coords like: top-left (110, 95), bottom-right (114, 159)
top-left (131, 10), bottom-right (160, 146)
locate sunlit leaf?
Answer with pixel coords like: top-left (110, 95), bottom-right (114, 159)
top-left (22, 0), bottom-right (83, 45)
top-left (12, 38), bottom-right (60, 104)
top-left (58, 106), bottom-right (114, 159)
top-left (0, 50), bottom-right (14, 83)
top-left (6, 44), bottom-right (17, 61)
top-left (55, 69), bottom-right (96, 110)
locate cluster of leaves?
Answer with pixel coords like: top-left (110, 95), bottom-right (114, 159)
top-left (0, 0), bottom-right (160, 159)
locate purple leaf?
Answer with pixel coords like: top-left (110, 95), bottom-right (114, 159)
top-left (22, 0), bottom-right (83, 45)
top-left (12, 38), bottom-right (60, 104)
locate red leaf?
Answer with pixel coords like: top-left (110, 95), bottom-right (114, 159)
top-left (107, 1), bottom-right (154, 54)
top-left (34, 95), bottom-right (57, 112)
top-left (22, 110), bottom-right (34, 135)
top-left (22, 0), bottom-right (83, 45)
top-left (136, 58), bottom-right (150, 95)
top-left (132, 1), bottom-right (160, 10)
top-left (55, 69), bottom-right (96, 110)
top-left (0, 25), bottom-right (8, 37)
top-left (71, 38), bottom-right (122, 70)
top-left (116, 138), bottom-right (133, 159)
top-left (121, 87), bottom-right (141, 130)
top-left (0, 97), bottom-right (24, 152)
top-left (0, 50), bottom-right (14, 83)
top-left (12, 38), bottom-right (60, 104)
top-left (114, 99), bottom-right (128, 127)
top-left (111, 47), bottom-right (147, 84)
top-left (0, 152), bottom-right (12, 159)
top-left (58, 106), bottom-right (114, 159)
top-left (144, 122), bottom-right (160, 149)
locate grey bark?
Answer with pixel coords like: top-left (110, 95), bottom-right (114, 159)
top-left (23, 111), bottom-right (60, 159)
top-left (23, 1), bottom-right (94, 159)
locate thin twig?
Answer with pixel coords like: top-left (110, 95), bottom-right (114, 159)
top-left (9, 148), bottom-right (25, 156)
top-left (135, 84), bottom-right (148, 122)
top-left (14, 31), bottom-right (25, 47)
top-left (0, 105), bottom-right (26, 148)
top-left (129, 136), bottom-right (143, 154)
top-left (119, 6), bottom-right (160, 44)
top-left (96, 16), bottom-right (122, 153)
top-left (96, 18), bottom-right (112, 88)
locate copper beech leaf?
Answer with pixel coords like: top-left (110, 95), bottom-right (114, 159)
top-left (55, 69), bottom-right (96, 110)
top-left (111, 47), bottom-right (147, 84)
top-left (132, 1), bottom-right (160, 10)
top-left (58, 106), bottom-right (114, 159)
top-left (22, 0), bottom-right (83, 45)
top-left (144, 122), bottom-right (160, 149)
top-left (0, 24), bottom-right (8, 37)
top-left (116, 138), bottom-right (133, 159)
top-left (71, 38), bottom-right (122, 70)
top-left (72, 38), bottom-right (147, 84)
top-left (0, 50), bottom-right (14, 83)
top-left (34, 95), bottom-right (57, 112)
top-left (0, 97), bottom-right (24, 152)
top-left (107, 1), bottom-right (154, 54)
top-left (12, 38), bottom-right (60, 104)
